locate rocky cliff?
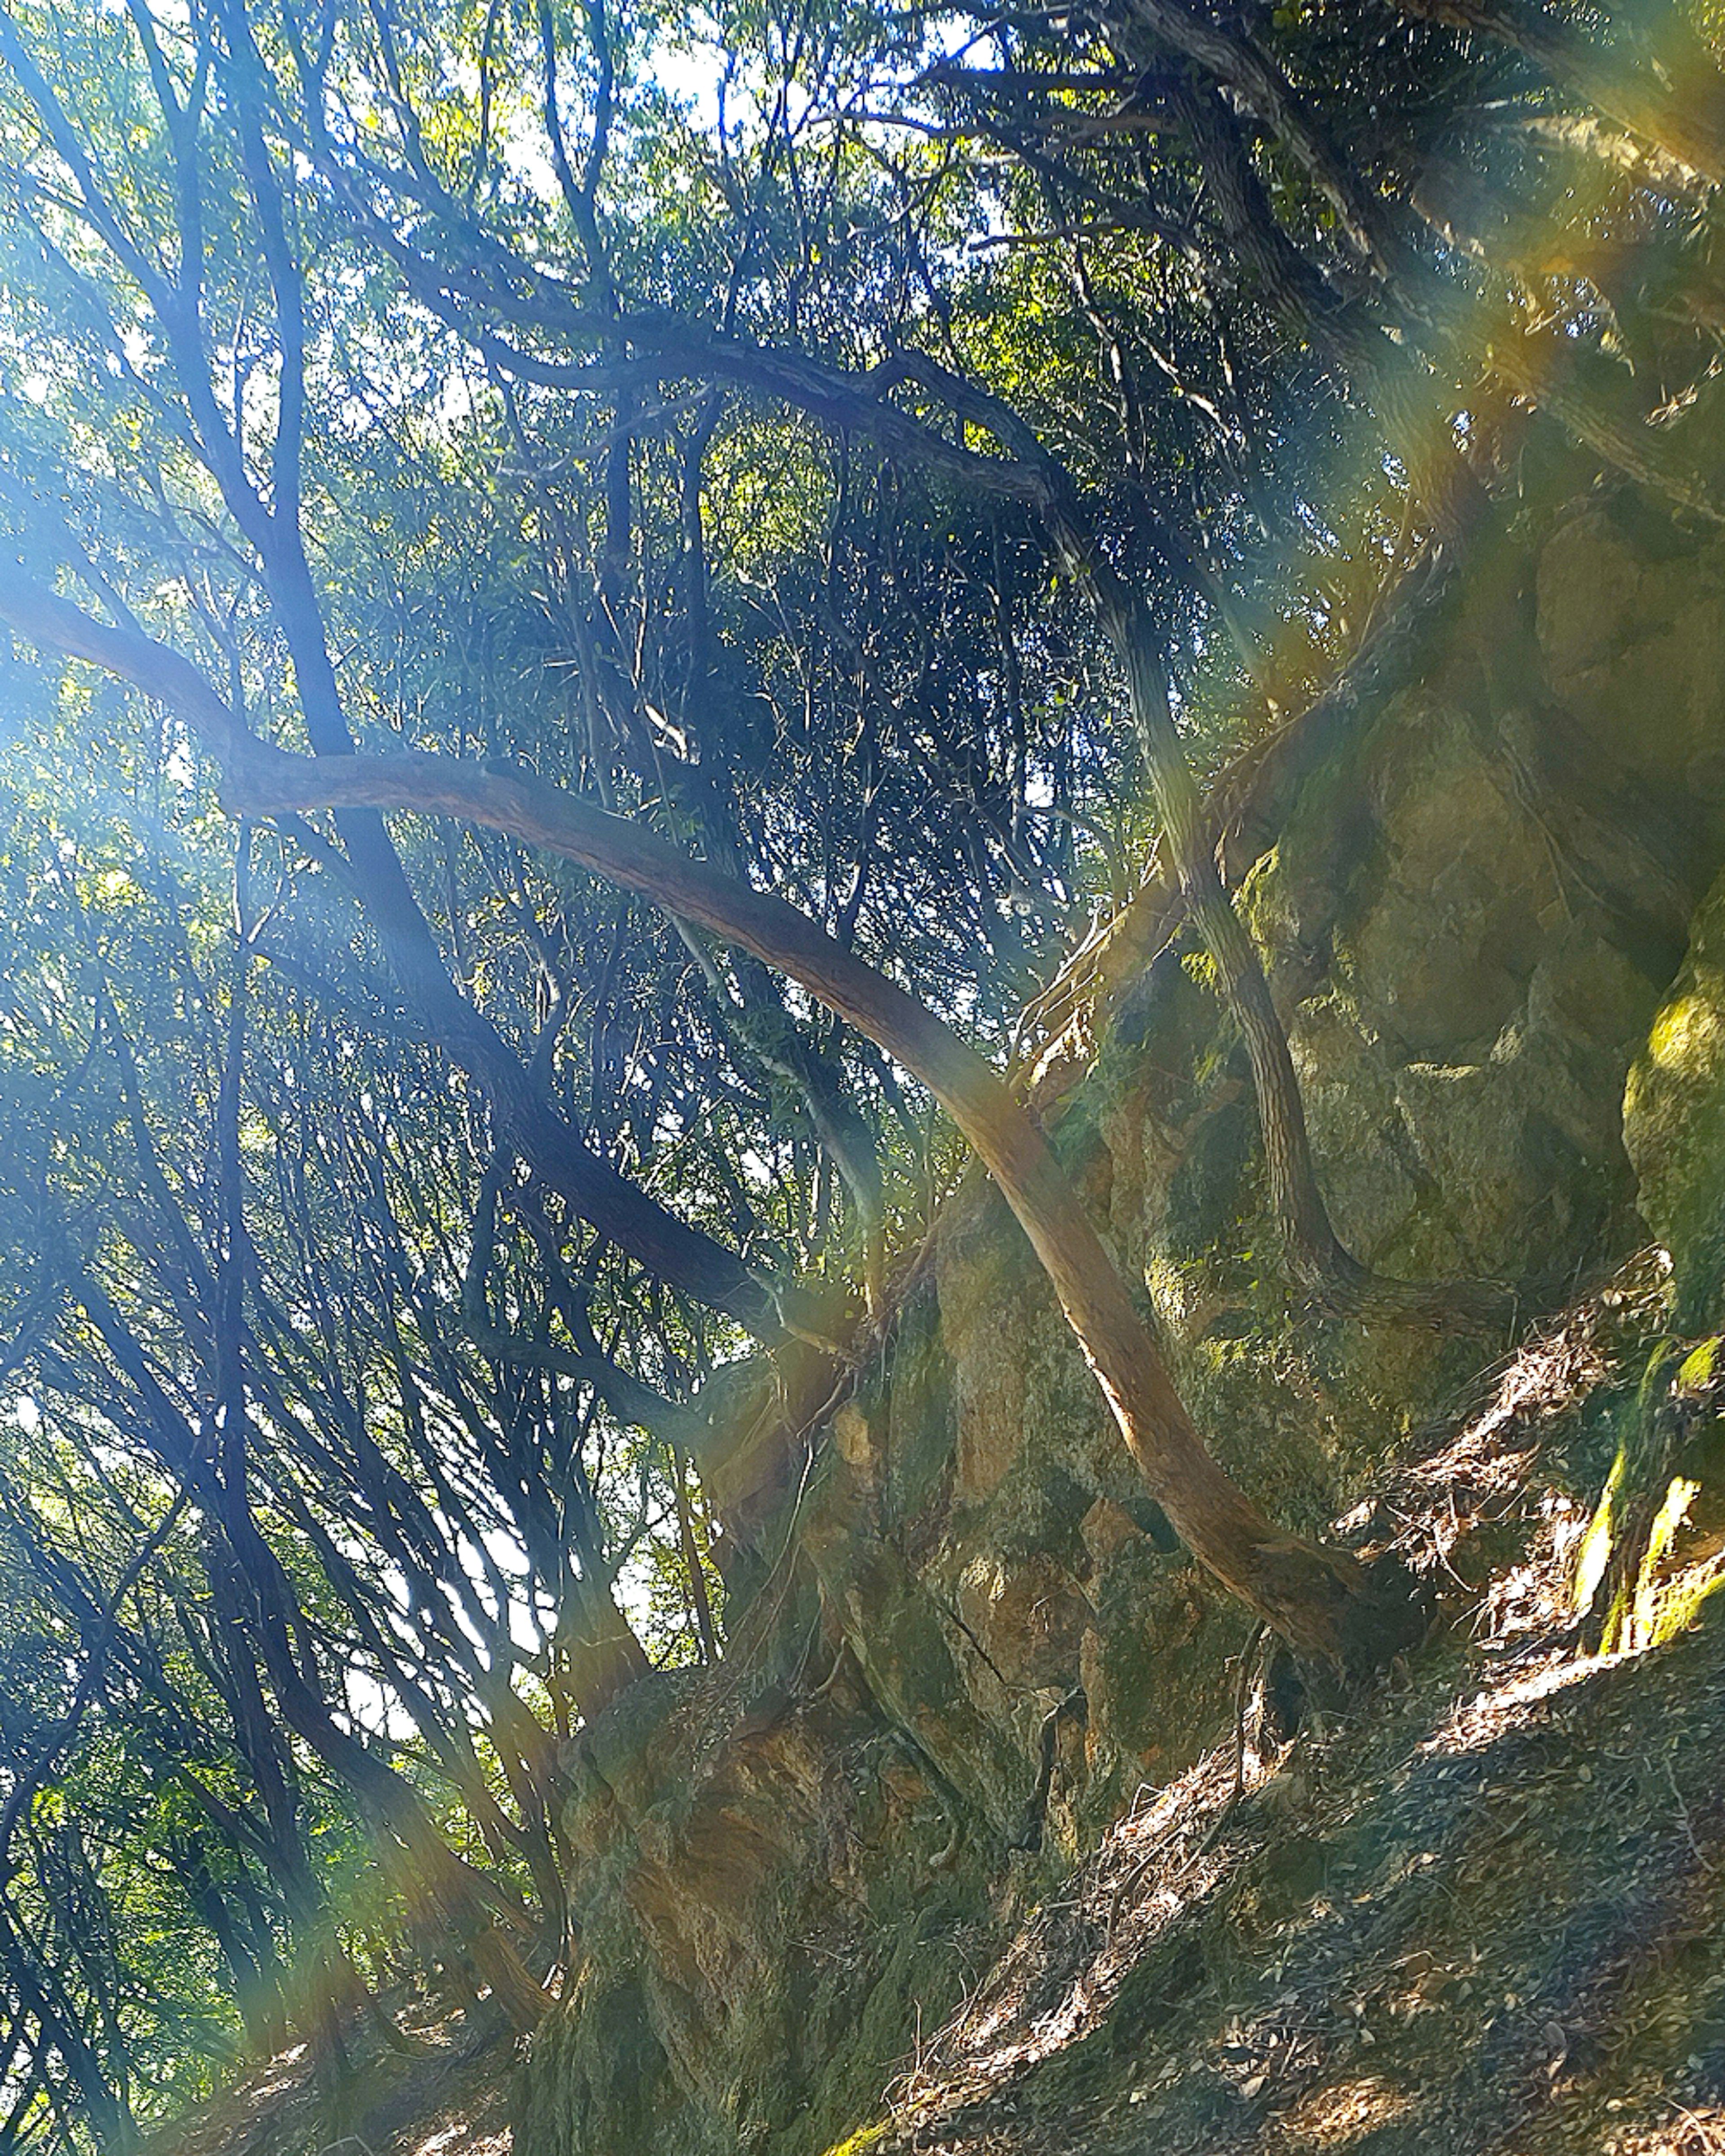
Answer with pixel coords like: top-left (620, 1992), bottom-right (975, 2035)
top-left (516, 473), bottom-right (1725, 2156)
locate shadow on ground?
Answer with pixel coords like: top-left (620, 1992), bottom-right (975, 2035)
top-left (866, 1591), bottom-right (1725, 2156)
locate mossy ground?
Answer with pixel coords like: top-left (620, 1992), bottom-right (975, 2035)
top-left (844, 1621), bottom-right (1725, 2155)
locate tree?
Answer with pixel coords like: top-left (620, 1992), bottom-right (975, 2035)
top-left (2, 0), bottom-right (1721, 2136)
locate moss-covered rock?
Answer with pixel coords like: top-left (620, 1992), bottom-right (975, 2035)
top-left (1625, 863), bottom-right (1725, 1329)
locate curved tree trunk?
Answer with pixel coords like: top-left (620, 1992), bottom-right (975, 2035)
top-left (1095, 9), bottom-right (1724, 530)
top-left (523, 332), bottom-right (1522, 1329)
top-left (2, 573), bottom-right (1418, 1674)
top-left (1110, 602), bottom-right (1516, 1331)
top-left (225, 744), bottom-right (1405, 1669)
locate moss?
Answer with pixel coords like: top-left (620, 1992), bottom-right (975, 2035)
top-left (816, 2125), bottom-right (888, 2156)
top-left (1575, 1331), bottom-right (1725, 1654)
top-left (1625, 864), bottom-right (1725, 1329)
top-left (1679, 1334), bottom-right (1722, 1393)
top-left (1630, 1473), bottom-right (1704, 1647)
top-left (1572, 1444), bottom-right (1628, 1622)
top-left (1163, 1094), bottom-right (1256, 1261)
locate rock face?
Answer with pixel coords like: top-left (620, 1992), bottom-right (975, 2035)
top-left (516, 482), bottom-right (1725, 2156)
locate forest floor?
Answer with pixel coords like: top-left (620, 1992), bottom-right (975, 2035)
top-left (849, 1286), bottom-right (1725, 2156)
top-left (152, 1280), bottom-right (1725, 2156)
top-left (144, 1995), bottom-right (517, 2156)
top-left (856, 1625), bottom-right (1725, 2156)
top-left (856, 1590), bottom-right (1725, 2156)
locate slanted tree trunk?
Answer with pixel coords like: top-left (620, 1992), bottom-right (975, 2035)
top-left (227, 749), bottom-right (1408, 1673)
top-left (70, 1259), bottom-right (553, 2032)
top-left (1106, 596), bottom-right (1513, 1331)
top-left (0, 1896), bottom-right (140, 2156)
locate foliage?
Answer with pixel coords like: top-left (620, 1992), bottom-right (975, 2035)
top-left (0, 0), bottom-right (1722, 2140)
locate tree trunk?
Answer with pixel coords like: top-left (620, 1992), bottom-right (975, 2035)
top-left (2, 570), bottom-right (1415, 1673)
top-left (230, 738), bottom-right (1409, 1672)
top-left (1110, 611), bottom-right (1514, 1331)
top-left (1395, 0), bottom-right (1725, 185)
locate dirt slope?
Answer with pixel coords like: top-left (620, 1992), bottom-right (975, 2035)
top-left (146, 2003), bottom-right (515, 2156)
top-left (862, 1612), bottom-right (1725, 2156)
top-left (846, 1322), bottom-right (1725, 2156)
